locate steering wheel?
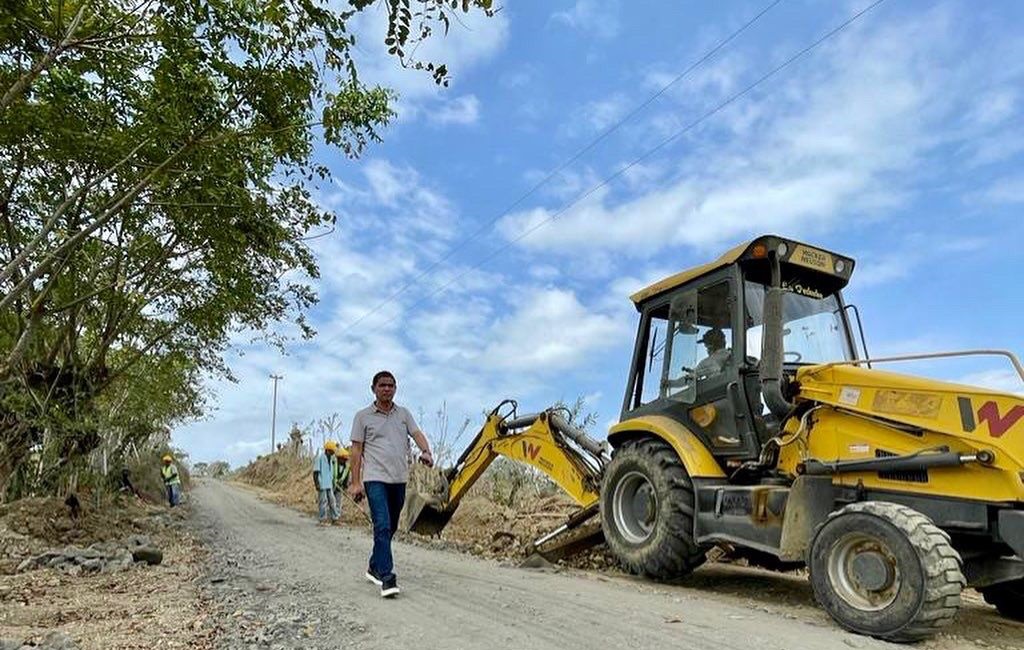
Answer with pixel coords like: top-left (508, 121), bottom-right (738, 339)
top-left (784, 351), bottom-right (803, 363)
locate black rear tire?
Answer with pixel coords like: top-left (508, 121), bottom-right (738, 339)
top-left (600, 438), bottom-right (706, 580)
top-left (808, 501), bottom-right (964, 643)
top-left (981, 578), bottom-right (1024, 621)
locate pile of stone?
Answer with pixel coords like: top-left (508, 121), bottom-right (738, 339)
top-left (15, 534), bottom-right (163, 576)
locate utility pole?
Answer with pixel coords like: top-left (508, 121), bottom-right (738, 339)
top-left (269, 374), bottom-right (283, 454)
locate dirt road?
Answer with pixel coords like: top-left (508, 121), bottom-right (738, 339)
top-left (191, 480), bottom-right (1022, 650)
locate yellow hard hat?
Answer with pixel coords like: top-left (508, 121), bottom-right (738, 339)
top-left (337, 446), bottom-right (350, 459)
top-left (324, 441), bottom-right (338, 452)
top-left (162, 454), bottom-right (173, 462)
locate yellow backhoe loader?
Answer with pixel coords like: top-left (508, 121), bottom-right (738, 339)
top-left (408, 234), bottom-right (1024, 643)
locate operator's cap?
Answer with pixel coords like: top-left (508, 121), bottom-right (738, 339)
top-left (699, 328), bottom-right (725, 344)
top-left (337, 446), bottom-right (350, 460)
top-left (162, 454), bottom-right (173, 462)
top-left (324, 440), bottom-right (338, 452)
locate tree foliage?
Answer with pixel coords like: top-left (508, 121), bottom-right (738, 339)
top-left (0, 0), bottom-right (494, 499)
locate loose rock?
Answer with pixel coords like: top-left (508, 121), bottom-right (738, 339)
top-left (17, 537), bottom-right (163, 574)
top-left (132, 545), bottom-right (164, 565)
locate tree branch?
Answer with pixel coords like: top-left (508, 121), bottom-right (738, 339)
top-left (0, 138), bottom-right (150, 288)
top-left (0, 100), bottom-right (236, 312)
top-left (0, 3), bottom-right (88, 113)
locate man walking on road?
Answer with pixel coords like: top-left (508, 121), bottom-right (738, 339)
top-left (313, 441), bottom-right (340, 525)
top-left (348, 370), bottom-right (433, 598)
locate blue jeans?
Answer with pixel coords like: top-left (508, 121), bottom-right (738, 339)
top-left (166, 483), bottom-right (181, 507)
top-left (365, 481), bottom-right (405, 582)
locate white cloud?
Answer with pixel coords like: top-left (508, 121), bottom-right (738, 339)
top-left (557, 93), bottom-right (633, 140)
top-left (965, 88), bottom-right (1017, 127)
top-left (852, 255), bottom-right (914, 289)
top-left (482, 288), bottom-right (627, 371)
top-left (619, 160), bottom-right (667, 192)
top-left (965, 131), bottom-right (1024, 167)
top-left (522, 166), bottom-right (602, 202)
top-left (853, 237), bottom-right (990, 289)
top-left (363, 160), bottom-right (405, 206)
top-left (227, 438), bottom-right (272, 455)
top-left (429, 94), bottom-right (481, 126)
top-left (500, 66), bottom-right (535, 89)
top-left (580, 94), bottom-right (629, 132)
top-left (955, 369), bottom-right (1024, 395)
top-left (500, 7), bottom-right (1009, 256)
top-left (551, 0), bottom-right (620, 40)
top-left (979, 173), bottom-right (1024, 204)
top-left (528, 264), bottom-right (561, 281)
top-left (643, 52), bottom-right (746, 106)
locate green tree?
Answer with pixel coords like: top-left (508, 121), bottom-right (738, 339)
top-left (0, 0), bottom-right (495, 498)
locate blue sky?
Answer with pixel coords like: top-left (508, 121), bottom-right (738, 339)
top-left (175, 0), bottom-right (1024, 467)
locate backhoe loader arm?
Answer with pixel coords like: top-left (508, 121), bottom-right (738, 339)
top-left (406, 401), bottom-right (608, 536)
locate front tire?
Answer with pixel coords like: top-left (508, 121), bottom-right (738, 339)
top-left (808, 501), bottom-right (964, 643)
top-left (980, 578), bottom-right (1024, 621)
top-left (600, 438), bottom-right (706, 580)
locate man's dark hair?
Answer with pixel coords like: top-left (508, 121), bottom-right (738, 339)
top-left (372, 370), bottom-right (396, 387)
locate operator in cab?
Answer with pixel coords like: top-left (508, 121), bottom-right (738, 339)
top-left (694, 327), bottom-right (730, 378)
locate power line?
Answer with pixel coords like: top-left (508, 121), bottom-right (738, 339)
top-left (323, 0), bottom-right (785, 342)
top-left (377, 0), bottom-right (889, 328)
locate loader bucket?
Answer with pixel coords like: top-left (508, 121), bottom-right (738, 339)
top-left (404, 492), bottom-right (457, 536)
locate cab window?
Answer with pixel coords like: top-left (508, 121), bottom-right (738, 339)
top-left (635, 281), bottom-right (734, 406)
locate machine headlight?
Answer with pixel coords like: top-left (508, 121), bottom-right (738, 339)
top-left (777, 242), bottom-right (789, 257)
top-left (835, 259), bottom-right (846, 273)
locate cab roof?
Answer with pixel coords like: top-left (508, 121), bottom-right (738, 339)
top-left (629, 234), bottom-right (854, 306)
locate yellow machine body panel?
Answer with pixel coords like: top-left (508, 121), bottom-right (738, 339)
top-left (777, 364), bottom-right (1024, 503)
top-left (609, 416), bottom-right (727, 479)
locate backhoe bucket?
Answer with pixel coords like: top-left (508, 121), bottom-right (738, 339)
top-left (404, 492), bottom-right (457, 536)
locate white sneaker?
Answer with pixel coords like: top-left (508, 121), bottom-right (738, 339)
top-left (364, 569), bottom-right (383, 587)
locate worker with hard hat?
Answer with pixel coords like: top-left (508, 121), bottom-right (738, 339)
top-left (312, 441), bottom-right (340, 525)
top-left (161, 454), bottom-right (182, 507)
top-left (332, 446), bottom-right (352, 523)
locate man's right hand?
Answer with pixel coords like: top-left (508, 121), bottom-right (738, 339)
top-left (348, 482), bottom-right (364, 503)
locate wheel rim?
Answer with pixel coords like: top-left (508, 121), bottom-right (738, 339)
top-left (827, 532), bottom-right (902, 611)
top-left (612, 470), bottom-right (658, 544)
